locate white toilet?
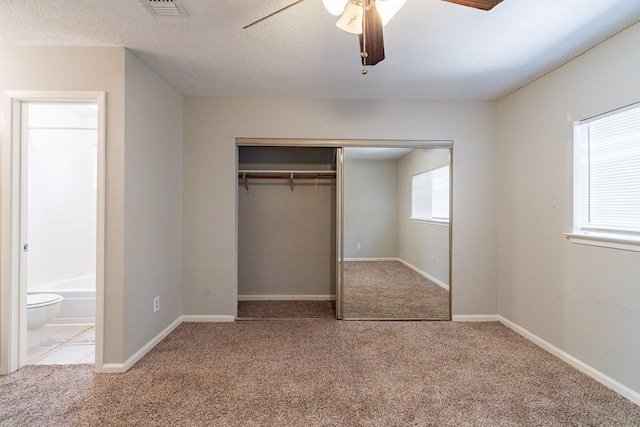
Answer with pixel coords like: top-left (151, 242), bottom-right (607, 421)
top-left (27, 293), bottom-right (63, 347)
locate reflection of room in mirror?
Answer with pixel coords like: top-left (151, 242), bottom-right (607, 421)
top-left (342, 261), bottom-right (448, 319)
top-left (342, 147), bottom-right (450, 320)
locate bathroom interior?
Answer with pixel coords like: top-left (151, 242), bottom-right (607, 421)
top-left (24, 102), bottom-right (97, 365)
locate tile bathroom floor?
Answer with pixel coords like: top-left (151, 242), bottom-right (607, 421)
top-left (27, 324), bottom-right (95, 365)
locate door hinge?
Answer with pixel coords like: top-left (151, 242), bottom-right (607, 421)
top-left (23, 243), bottom-right (29, 252)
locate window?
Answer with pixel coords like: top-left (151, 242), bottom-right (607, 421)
top-left (568, 103), bottom-right (640, 251)
top-left (411, 165), bottom-right (450, 222)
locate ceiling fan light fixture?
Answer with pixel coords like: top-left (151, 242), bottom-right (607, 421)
top-left (334, 0), bottom-right (405, 35)
top-left (335, 1), bottom-right (364, 35)
top-left (322, 0), bottom-right (350, 16)
top-left (375, 0), bottom-right (407, 26)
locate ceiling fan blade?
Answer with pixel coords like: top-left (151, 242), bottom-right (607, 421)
top-left (243, 0), bottom-right (306, 29)
top-left (442, 0), bottom-right (503, 11)
top-left (359, 1), bottom-right (385, 66)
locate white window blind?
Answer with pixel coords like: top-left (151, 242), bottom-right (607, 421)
top-left (411, 165), bottom-right (450, 222)
top-left (575, 105), bottom-right (640, 236)
top-left (412, 171), bottom-right (430, 220)
top-left (432, 165), bottom-right (450, 220)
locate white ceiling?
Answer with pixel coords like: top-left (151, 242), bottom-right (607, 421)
top-left (1, 0), bottom-right (640, 101)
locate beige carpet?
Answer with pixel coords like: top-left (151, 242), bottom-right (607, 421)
top-left (343, 261), bottom-right (449, 319)
top-left (2, 320), bottom-right (639, 426)
top-left (237, 300), bottom-right (335, 319)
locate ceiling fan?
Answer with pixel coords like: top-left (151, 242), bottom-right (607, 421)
top-left (243, 0), bottom-right (503, 74)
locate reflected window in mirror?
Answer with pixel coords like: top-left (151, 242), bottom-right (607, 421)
top-left (411, 165), bottom-right (450, 223)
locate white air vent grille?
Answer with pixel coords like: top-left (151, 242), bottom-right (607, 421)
top-left (143, 0), bottom-right (188, 17)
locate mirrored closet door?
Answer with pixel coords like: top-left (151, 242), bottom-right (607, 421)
top-left (338, 146), bottom-right (451, 320)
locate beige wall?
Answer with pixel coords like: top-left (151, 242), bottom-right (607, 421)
top-left (123, 51), bottom-right (183, 360)
top-left (498, 21), bottom-right (640, 393)
top-left (182, 97), bottom-right (499, 317)
top-left (344, 158), bottom-right (398, 259)
top-left (237, 146), bottom-right (336, 298)
top-left (237, 181), bottom-right (335, 298)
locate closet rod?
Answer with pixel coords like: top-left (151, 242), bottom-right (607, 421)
top-left (238, 173), bottom-right (336, 180)
top-left (238, 169), bottom-right (336, 175)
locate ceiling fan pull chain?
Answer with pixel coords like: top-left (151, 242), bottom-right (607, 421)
top-left (361, 0), bottom-right (368, 75)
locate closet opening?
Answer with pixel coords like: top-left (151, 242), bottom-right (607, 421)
top-left (236, 138), bottom-right (453, 321)
top-left (237, 145), bottom-right (338, 319)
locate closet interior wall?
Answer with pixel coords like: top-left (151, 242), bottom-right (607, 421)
top-left (237, 146), bottom-right (337, 300)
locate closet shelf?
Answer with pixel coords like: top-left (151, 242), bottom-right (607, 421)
top-left (238, 170), bottom-right (336, 180)
top-left (238, 169), bottom-right (336, 178)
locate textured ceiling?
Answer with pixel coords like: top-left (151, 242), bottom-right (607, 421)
top-left (1, 0), bottom-right (640, 100)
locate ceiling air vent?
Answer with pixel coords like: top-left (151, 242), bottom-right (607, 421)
top-left (143, 0), bottom-right (188, 17)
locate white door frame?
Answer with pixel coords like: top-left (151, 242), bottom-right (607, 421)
top-left (1, 91), bottom-right (106, 374)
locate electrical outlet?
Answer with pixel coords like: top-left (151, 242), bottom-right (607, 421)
top-left (153, 296), bottom-right (160, 313)
top-left (357, 243), bottom-right (361, 249)
top-left (431, 255), bottom-right (435, 265)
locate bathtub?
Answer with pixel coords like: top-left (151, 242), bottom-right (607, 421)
top-left (30, 275), bottom-right (96, 324)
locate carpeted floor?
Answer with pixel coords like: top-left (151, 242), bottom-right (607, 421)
top-left (2, 320), bottom-right (639, 426)
top-left (237, 300), bottom-right (335, 319)
top-left (343, 261), bottom-right (449, 319)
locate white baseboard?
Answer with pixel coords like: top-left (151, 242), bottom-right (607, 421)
top-left (452, 314), bottom-right (640, 405)
top-left (95, 317), bottom-right (182, 374)
top-left (237, 295), bottom-right (335, 301)
top-left (344, 258), bottom-right (398, 262)
top-left (396, 259), bottom-right (449, 290)
top-left (98, 363), bottom-right (125, 374)
top-left (181, 315), bottom-right (235, 322)
top-left (498, 316), bottom-right (640, 406)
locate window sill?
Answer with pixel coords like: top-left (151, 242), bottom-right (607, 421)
top-left (411, 218), bottom-right (450, 227)
top-left (564, 232), bottom-right (640, 252)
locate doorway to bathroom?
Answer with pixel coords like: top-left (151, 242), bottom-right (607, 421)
top-left (0, 91), bottom-right (106, 374)
top-left (22, 102), bottom-right (98, 365)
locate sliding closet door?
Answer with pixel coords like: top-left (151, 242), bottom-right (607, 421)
top-left (340, 147), bottom-right (452, 320)
top-left (335, 148), bottom-right (344, 319)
